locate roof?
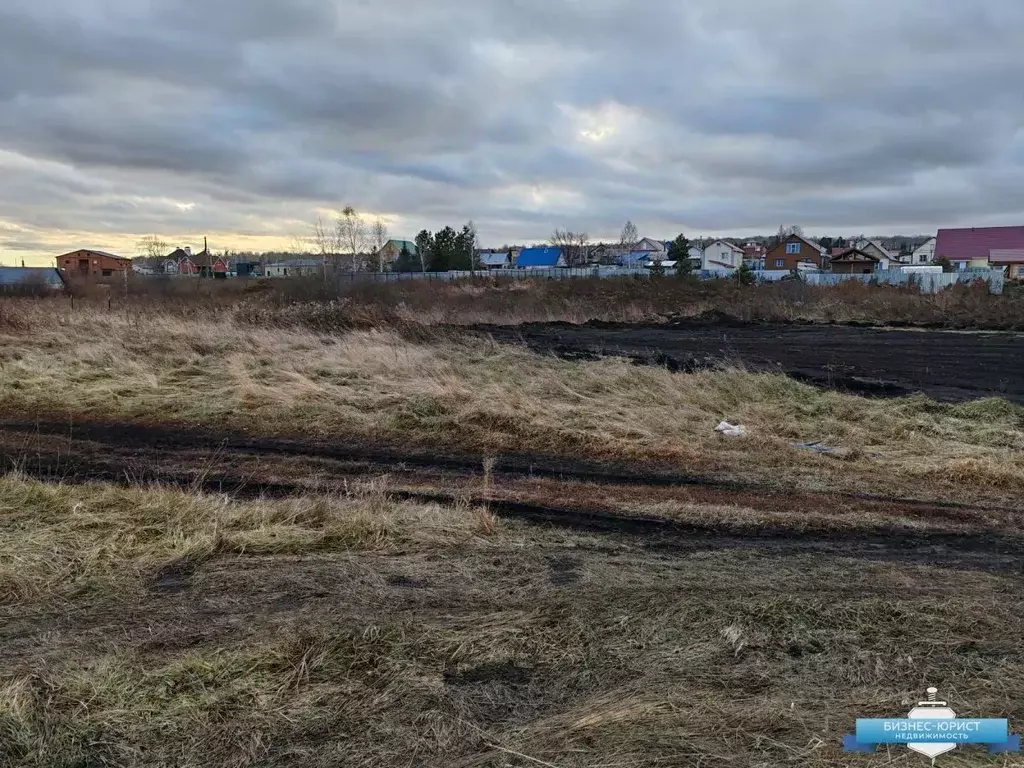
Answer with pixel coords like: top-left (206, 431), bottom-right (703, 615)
top-left (0, 267), bottom-right (65, 287)
top-left (478, 252), bottom-right (510, 266)
top-left (856, 239), bottom-right (895, 258)
top-left (166, 248), bottom-right (191, 260)
top-left (58, 249), bottom-right (130, 261)
top-left (830, 248), bottom-right (880, 263)
top-left (710, 240), bottom-right (744, 253)
top-left (381, 239), bottom-right (417, 254)
top-left (267, 259), bottom-right (322, 268)
top-left (935, 226), bottom-right (1024, 261)
top-left (516, 247), bottom-right (563, 267)
top-left (768, 233), bottom-right (824, 255)
top-left (188, 250), bottom-right (221, 267)
top-left (635, 238), bottom-right (667, 252)
top-left (989, 249), bottom-right (1024, 264)
top-left (617, 251), bottom-right (654, 265)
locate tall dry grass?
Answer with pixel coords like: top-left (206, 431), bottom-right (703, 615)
top-left (0, 299), bottom-right (1021, 500)
top-left (0, 474), bottom-right (498, 606)
top-left (37, 272), bottom-right (1024, 330)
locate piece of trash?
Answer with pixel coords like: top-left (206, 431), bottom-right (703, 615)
top-left (715, 421), bottom-right (748, 437)
top-left (792, 441), bottom-right (842, 455)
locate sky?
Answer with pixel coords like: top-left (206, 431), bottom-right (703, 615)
top-left (3, 0), bottom-right (1024, 265)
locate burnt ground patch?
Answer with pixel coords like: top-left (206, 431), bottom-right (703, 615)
top-left (470, 321), bottom-right (1024, 402)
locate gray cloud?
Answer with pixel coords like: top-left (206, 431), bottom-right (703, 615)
top-left (3, 0), bottom-right (1024, 260)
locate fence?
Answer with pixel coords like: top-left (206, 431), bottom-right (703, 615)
top-left (137, 264), bottom-right (1007, 295)
top-left (803, 269), bottom-right (1004, 295)
top-left (317, 266), bottom-right (1006, 294)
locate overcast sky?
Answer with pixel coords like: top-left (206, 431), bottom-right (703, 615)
top-left (3, 0), bottom-right (1024, 263)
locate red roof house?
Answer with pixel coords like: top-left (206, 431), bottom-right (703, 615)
top-left (934, 226), bottom-right (1024, 276)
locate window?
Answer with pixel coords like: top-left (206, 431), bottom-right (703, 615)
top-left (785, 243), bottom-right (800, 255)
top-left (919, 255), bottom-right (927, 263)
top-left (774, 258), bottom-right (785, 268)
top-left (102, 270), bottom-right (113, 277)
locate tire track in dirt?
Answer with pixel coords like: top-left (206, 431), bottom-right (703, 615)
top-left (2, 418), bottom-right (1018, 515)
top-left (3, 421), bottom-right (1024, 574)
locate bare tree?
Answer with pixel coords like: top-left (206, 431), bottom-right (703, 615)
top-left (309, 214), bottom-right (342, 280)
top-left (774, 224), bottom-right (805, 247)
top-left (369, 218), bottom-right (389, 272)
top-left (550, 229), bottom-right (590, 267)
top-left (337, 206), bottom-right (368, 271)
top-left (136, 235), bottom-right (168, 261)
top-left (619, 220), bottom-right (639, 254)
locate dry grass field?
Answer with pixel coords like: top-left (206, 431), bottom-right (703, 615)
top-left (1, 291), bottom-right (1023, 766)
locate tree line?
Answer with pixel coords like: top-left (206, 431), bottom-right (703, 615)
top-left (399, 223), bottom-right (478, 272)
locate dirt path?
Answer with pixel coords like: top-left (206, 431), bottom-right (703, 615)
top-left (471, 320), bottom-right (1024, 401)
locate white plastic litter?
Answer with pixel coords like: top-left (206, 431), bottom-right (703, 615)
top-left (715, 421), bottom-right (748, 437)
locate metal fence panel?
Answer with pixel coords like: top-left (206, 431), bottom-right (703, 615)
top-left (803, 269), bottom-right (1004, 294)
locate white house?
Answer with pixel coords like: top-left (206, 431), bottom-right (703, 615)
top-left (264, 258), bottom-right (322, 277)
top-left (701, 240), bottom-right (744, 271)
top-left (911, 237), bottom-right (936, 264)
top-left (477, 250), bottom-right (511, 269)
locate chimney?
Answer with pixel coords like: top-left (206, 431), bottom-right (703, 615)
top-left (185, 246), bottom-right (192, 257)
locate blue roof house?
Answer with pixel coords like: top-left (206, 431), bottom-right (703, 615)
top-left (516, 247), bottom-right (567, 269)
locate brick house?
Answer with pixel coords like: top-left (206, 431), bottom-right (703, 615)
top-left (764, 235), bottom-right (825, 271)
top-left (57, 249), bottom-right (132, 280)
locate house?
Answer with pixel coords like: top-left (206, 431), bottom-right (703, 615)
top-left (191, 250), bottom-right (229, 278)
top-left (163, 247), bottom-right (195, 275)
top-left (264, 258), bottom-right (323, 277)
top-left (911, 237), bottom-right (937, 265)
top-left (741, 243), bottom-right (766, 268)
top-left (988, 250), bottom-right (1024, 279)
top-left (0, 267), bottom-right (66, 293)
top-left (855, 239), bottom-right (899, 269)
top-left (702, 240), bottom-right (744, 271)
top-left (516, 247), bottom-right (567, 269)
top-left (617, 251), bottom-right (657, 266)
top-left (764, 234), bottom-right (825, 271)
top-left (376, 239), bottom-right (417, 266)
top-left (56, 249), bottom-right (132, 280)
top-left (934, 226), bottom-right (1024, 275)
top-left (634, 237), bottom-right (667, 253)
top-left (477, 250), bottom-right (511, 269)
top-left (587, 243), bottom-right (623, 264)
top-left (829, 248), bottom-right (881, 274)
